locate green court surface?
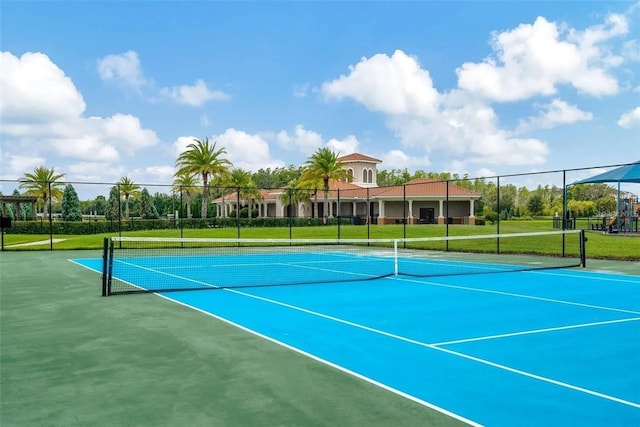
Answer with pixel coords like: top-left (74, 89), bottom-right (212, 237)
top-left (0, 250), bottom-right (467, 427)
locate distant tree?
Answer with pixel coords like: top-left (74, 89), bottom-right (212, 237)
top-left (105, 186), bottom-right (120, 220)
top-left (61, 184), bottom-right (83, 221)
top-left (151, 192), bottom-right (173, 217)
top-left (175, 137), bottom-right (232, 219)
top-left (568, 183), bottom-right (615, 201)
top-left (595, 197), bottom-right (616, 214)
top-left (94, 195), bottom-right (107, 215)
top-left (18, 166), bottom-right (65, 216)
top-left (10, 189), bottom-right (32, 220)
top-left (0, 192), bottom-right (15, 220)
top-left (278, 179), bottom-right (312, 217)
top-left (221, 168), bottom-right (262, 219)
top-left (118, 177), bottom-right (140, 219)
top-left (252, 165), bottom-right (302, 188)
top-left (296, 176), bottom-right (323, 218)
top-left (300, 148), bottom-right (349, 219)
top-left (527, 194), bottom-right (544, 216)
top-left (173, 173), bottom-right (200, 219)
top-left (139, 188), bottom-right (159, 219)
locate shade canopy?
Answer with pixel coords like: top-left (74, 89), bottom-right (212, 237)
top-left (574, 162), bottom-right (640, 184)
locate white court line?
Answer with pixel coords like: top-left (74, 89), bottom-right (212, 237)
top-left (74, 258), bottom-right (640, 416)
top-left (68, 259), bottom-right (481, 426)
top-left (155, 293), bottom-right (483, 427)
top-left (389, 275), bottom-right (640, 316)
top-left (527, 268), bottom-right (640, 283)
top-left (115, 259), bottom-right (221, 288)
top-left (120, 256), bottom-right (640, 316)
top-left (109, 262), bottom-right (640, 410)
top-left (156, 257), bottom-right (391, 270)
top-left (432, 317), bottom-right (640, 346)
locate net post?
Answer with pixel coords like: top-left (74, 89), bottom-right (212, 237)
top-left (107, 239), bottom-right (114, 296)
top-left (393, 239), bottom-right (398, 275)
top-left (580, 229), bottom-right (587, 268)
top-left (101, 237), bottom-right (109, 296)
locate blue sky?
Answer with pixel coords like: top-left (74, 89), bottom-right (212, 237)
top-left (1, 1), bottom-right (639, 196)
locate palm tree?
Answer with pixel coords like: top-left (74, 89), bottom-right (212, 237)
top-left (175, 138), bottom-right (231, 219)
top-left (279, 179), bottom-right (312, 218)
top-left (19, 166), bottom-right (65, 217)
top-left (297, 176), bottom-right (323, 218)
top-left (118, 176), bottom-right (141, 220)
top-left (300, 148), bottom-right (349, 220)
top-left (221, 168), bottom-right (262, 218)
top-left (172, 172), bottom-right (200, 219)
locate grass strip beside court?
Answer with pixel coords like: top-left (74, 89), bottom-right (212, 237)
top-left (2, 221), bottom-right (640, 260)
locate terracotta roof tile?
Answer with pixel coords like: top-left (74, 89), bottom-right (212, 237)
top-left (337, 153), bottom-right (382, 163)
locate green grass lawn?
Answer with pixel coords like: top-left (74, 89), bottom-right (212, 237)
top-left (2, 220), bottom-right (639, 260)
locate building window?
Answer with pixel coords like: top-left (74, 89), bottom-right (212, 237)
top-left (347, 168), bottom-right (354, 182)
top-left (362, 169), bottom-right (367, 183)
top-left (368, 169), bottom-right (373, 183)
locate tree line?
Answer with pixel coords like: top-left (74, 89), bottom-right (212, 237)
top-left (1, 140), bottom-right (625, 221)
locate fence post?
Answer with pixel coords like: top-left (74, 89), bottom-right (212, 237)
top-left (48, 181), bottom-right (53, 251)
top-left (496, 177), bottom-right (500, 254)
top-left (337, 189), bottom-right (341, 241)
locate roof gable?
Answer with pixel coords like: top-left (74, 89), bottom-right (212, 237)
top-left (337, 153), bottom-right (382, 163)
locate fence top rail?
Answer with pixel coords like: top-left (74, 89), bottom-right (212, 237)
top-left (110, 230), bottom-right (582, 245)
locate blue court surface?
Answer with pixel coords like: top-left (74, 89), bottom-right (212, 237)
top-left (74, 253), bottom-right (640, 426)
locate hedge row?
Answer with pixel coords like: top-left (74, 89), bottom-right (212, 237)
top-left (4, 216), bottom-right (356, 235)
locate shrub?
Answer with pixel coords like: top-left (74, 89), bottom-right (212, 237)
top-left (484, 212), bottom-right (498, 224)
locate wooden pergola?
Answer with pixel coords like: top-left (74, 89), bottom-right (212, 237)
top-left (0, 195), bottom-right (38, 220)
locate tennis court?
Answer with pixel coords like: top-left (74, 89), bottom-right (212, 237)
top-left (72, 232), bottom-right (640, 426)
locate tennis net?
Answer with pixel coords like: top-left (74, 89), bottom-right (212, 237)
top-left (101, 229), bottom-right (586, 295)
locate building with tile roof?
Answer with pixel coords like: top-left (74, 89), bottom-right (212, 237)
top-left (213, 153), bottom-right (481, 225)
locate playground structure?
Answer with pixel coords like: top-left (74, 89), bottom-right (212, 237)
top-left (573, 162), bottom-right (640, 235)
top-left (609, 195), bottom-right (638, 233)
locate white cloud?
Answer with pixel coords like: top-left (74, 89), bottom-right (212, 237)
top-left (380, 150), bottom-right (431, 169)
top-left (67, 161), bottom-right (123, 182)
top-left (172, 136), bottom-right (199, 158)
top-left (327, 135), bottom-right (360, 154)
top-left (160, 79), bottom-right (229, 106)
top-left (97, 51), bottom-right (148, 90)
top-left (475, 167), bottom-right (498, 179)
top-left (322, 51), bottom-right (550, 169)
top-left (456, 14), bottom-right (627, 101)
top-left (277, 125), bottom-right (324, 154)
top-left (0, 51), bottom-right (159, 177)
top-left (96, 114), bottom-right (159, 155)
top-left (4, 154), bottom-right (46, 174)
top-left (517, 99), bottom-right (593, 133)
top-left (276, 125), bottom-right (362, 156)
top-left (215, 128), bottom-right (284, 171)
top-left (1, 51), bottom-right (86, 122)
top-left (200, 114), bottom-right (211, 127)
top-left (617, 106), bottom-right (640, 128)
top-left (50, 135), bottom-right (120, 162)
top-left (622, 40), bottom-right (640, 61)
top-left (144, 165), bottom-right (175, 182)
top-left (322, 50), bottom-right (439, 116)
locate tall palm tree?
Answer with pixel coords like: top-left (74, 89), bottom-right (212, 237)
top-left (175, 138), bottom-right (231, 219)
top-left (118, 176), bottom-right (141, 220)
top-left (172, 172), bottom-right (200, 219)
top-left (222, 168), bottom-right (262, 218)
top-left (300, 148), bottom-right (349, 220)
top-left (19, 166), bottom-right (65, 216)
